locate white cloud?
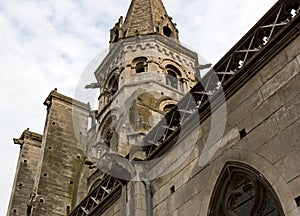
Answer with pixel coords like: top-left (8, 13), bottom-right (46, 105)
top-left (164, 0), bottom-right (277, 63)
top-left (0, 0), bottom-right (277, 215)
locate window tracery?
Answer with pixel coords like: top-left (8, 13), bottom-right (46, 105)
top-left (208, 162), bottom-right (284, 216)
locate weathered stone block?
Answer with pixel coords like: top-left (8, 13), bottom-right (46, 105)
top-left (273, 177), bottom-right (296, 214)
top-left (177, 193), bottom-right (201, 216)
top-left (153, 199), bottom-right (168, 216)
top-left (261, 59), bottom-right (300, 100)
top-left (278, 73), bottom-right (300, 104)
top-left (226, 74), bottom-right (263, 114)
top-left (287, 208), bottom-right (300, 216)
top-left (260, 49), bottom-right (288, 83)
top-left (169, 171), bottom-right (206, 212)
top-left (226, 90), bottom-right (264, 130)
top-left (242, 116), bottom-right (279, 151)
top-left (130, 208), bottom-right (147, 216)
top-left (285, 34), bottom-right (300, 61)
top-left (275, 149), bottom-right (300, 183)
top-left (297, 53), bottom-right (300, 67)
top-left (169, 209), bottom-right (179, 216)
top-left (101, 204), bottom-right (114, 216)
top-left (275, 92), bottom-right (300, 130)
top-left (257, 119), bottom-right (299, 164)
top-left (288, 177), bottom-right (300, 198)
top-left (152, 173), bottom-right (172, 193)
top-left (238, 93), bottom-right (282, 132)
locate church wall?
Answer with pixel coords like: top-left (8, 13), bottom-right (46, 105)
top-left (7, 131), bottom-right (42, 216)
top-left (30, 92), bottom-right (90, 216)
top-left (150, 33), bottom-right (300, 216)
top-left (96, 197), bottom-right (121, 216)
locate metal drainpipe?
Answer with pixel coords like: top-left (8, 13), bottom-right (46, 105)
top-left (142, 179), bottom-right (153, 216)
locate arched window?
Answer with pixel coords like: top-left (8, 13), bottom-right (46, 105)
top-left (100, 114), bottom-right (117, 148)
top-left (166, 65), bottom-right (181, 89)
top-left (107, 74), bottom-right (119, 96)
top-left (136, 62), bottom-right (146, 73)
top-left (208, 162), bottom-right (284, 216)
top-left (132, 57), bottom-right (148, 73)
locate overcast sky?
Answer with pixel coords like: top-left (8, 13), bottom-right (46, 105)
top-left (0, 0), bottom-right (277, 214)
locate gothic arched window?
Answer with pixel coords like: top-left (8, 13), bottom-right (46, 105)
top-left (208, 162), bottom-right (284, 216)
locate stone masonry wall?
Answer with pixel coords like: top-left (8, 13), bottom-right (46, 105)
top-left (30, 91), bottom-right (90, 216)
top-left (99, 182), bottom-right (146, 216)
top-left (72, 22), bottom-right (300, 216)
top-left (150, 30), bottom-right (300, 216)
top-left (7, 130), bottom-right (42, 216)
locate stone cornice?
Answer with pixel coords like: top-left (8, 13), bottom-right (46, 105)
top-left (13, 129), bottom-right (42, 147)
top-left (95, 35), bottom-right (199, 83)
top-left (43, 89), bottom-right (90, 112)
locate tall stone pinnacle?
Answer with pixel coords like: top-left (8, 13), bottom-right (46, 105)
top-left (109, 0), bottom-right (179, 43)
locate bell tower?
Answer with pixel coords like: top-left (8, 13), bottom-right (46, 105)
top-left (92, 0), bottom-right (201, 160)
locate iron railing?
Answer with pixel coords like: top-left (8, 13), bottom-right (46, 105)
top-left (144, 0), bottom-right (300, 158)
top-left (69, 175), bottom-right (122, 216)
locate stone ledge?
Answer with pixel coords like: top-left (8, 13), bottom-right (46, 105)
top-left (43, 88), bottom-right (90, 112)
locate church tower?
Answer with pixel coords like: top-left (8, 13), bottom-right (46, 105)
top-left (91, 0), bottom-right (200, 161)
top-left (8, 0), bottom-right (202, 215)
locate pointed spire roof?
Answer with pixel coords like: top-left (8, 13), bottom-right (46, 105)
top-left (109, 0), bottom-right (179, 43)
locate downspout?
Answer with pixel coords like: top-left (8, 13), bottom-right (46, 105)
top-left (142, 179), bottom-right (153, 216)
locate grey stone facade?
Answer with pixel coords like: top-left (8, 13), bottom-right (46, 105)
top-left (150, 33), bottom-right (300, 216)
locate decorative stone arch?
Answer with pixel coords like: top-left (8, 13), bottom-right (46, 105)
top-left (162, 60), bottom-right (185, 77)
top-left (132, 57), bottom-right (148, 73)
top-left (165, 64), bottom-right (181, 77)
top-left (196, 149), bottom-right (297, 216)
top-left (208, 161), bottom-right (284, 216)
top-left (156, 97), bottom-right (177, 113)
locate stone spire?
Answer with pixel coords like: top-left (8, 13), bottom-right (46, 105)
top-left (109, 0), bottom-right (179, 43)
